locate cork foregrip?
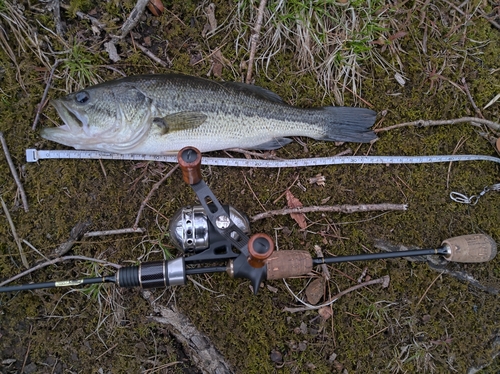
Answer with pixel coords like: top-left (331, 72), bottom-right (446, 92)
top-left (266, 251), bottom-right (313, 280)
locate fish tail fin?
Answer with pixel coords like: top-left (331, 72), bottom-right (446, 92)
top-left (319, 107), bottom-right (377, 143)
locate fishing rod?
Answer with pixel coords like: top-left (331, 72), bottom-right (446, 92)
top-left (1, 147), bottom-right (497, 294)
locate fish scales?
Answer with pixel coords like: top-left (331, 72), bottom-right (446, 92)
top-left (41, 74), bottom-right (377, 154)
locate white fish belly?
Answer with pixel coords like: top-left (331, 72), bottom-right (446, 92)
top-left (132, 112), bottom-right (325, 154)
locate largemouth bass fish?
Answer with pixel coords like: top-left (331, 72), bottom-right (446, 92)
top-left (41, 74), bottom-right (377, 154)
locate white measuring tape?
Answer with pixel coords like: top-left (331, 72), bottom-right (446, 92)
top-left (26, 149), bottom-right (500, 168)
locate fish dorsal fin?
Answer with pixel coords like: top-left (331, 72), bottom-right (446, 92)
top-left (222, 82), bottom-right (284, 103)
top-left (154, 111), bottom-right (207, 134)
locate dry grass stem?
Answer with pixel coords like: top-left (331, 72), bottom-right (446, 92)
top-left (251, 203), bottom-right (407, 222)
top-left (32, 60), bottom-right (61, 130)
top-left (416, 272), bottom-right (443, 307)
top-left (284, 275), bottom-right (390, 313)
top-left (1, 196), bottom-right (29, 269)
top-left (84, 227), bottom-right (146, 237)
top-left (134, 164), bottom-right (179, 229)
top-left (0, 255), bottom-right (121, 287)
top-left (0, 132), bottom-right (29, 212)
top-left (376, 117), bottom-right (500, 133)
top-left (446, 136), bottom-right (467, 189)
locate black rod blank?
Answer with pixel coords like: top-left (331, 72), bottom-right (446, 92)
top-left (311, 247), bottom-right (446, 266)
top-left (0, 276), bottom-right (115, 293)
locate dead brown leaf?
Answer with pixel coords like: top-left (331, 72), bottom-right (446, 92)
top-left (305, 278), bottom-right (325, 305)
top-left (318, 306), bottom-right (333, 320)
top-left (285, 189), bottom-right (307, 229)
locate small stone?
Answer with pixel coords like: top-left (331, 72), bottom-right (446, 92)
top-left (305, 278), bottom-right (325, 305)
top-left (270, 350), bottom-right (283, 363)
top-left (300, 322), bottom-right (308, 334)
top-left (23, 362), bottom-right (38, 374)
top-left (298, 341), bottom-right (307, 351)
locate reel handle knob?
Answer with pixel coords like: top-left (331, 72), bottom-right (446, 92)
top-left (442, 234), bottom-right (497, 263)
top-left (248, 233), bottom-right (274, 268)
top-left (178, 146), bottom-right (202, 185)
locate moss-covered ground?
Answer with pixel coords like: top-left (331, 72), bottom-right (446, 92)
top-left (0, 0), bottom-right (499, 373)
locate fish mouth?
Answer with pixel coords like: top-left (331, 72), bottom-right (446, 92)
top-left (41, 98), bottom-right (154, 153)
top-left (40, 99), bottom-right (93, 148)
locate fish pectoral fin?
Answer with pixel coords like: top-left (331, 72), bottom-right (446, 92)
top-left (154, 111), bottom-right (207, 134)
top-left (247, 138), bottom-right (293, 150)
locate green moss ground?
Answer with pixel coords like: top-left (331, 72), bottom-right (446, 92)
top-left (0, 0), bottom-right (499, 373)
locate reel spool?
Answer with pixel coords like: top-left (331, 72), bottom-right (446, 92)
top-left (169, 205), bottom-right (251, 253)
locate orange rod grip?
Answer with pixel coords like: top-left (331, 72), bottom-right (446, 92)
top-left (266, 251), bottom-right (313, 280)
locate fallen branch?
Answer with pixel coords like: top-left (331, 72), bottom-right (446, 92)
top-left (283, 275), bottom-right (390, 313)
top-left (142, 290), bottom-right (233, 374)
top-left (134, 164), bottom-right (179, 229)
top-left (113, 0), bottom-right (149, 40)
top-left (0, 132), bottom-right (29, 212)
top-left (251, 203), bottom-right (407, 222)
top-left (53, 221), bottom-right (91, 257)
top-left (245, 0), bottom-right (267, 83)
top-left (0, 255), bottom-right (120, 287)
top-left (375, 117), bottom-right (500, 133)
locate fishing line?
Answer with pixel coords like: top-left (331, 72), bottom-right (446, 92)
top-left (26, 149), bottom-right (500, 168)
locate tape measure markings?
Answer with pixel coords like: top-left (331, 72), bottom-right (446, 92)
top-left (25, 149), bottom-right (500, 168)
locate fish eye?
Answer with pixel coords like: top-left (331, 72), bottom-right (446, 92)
top-left (75, 91), bottom-right (90, 104)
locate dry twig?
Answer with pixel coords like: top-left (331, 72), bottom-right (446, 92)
top-left (0, 132), bottom-right (29, 212)
top-left (1, 196), bottom-right (29, 269)
top-left (54, 221), bottom-right (91, 257)
top-left (113, 0), bottom-right (149, 40)
top-left (245, 0), bottom-right (267, 83)
top-left (375, 117), bottom-right (500, 133)
top-left (84, 227), bottom-right (146, 237)
top-left (251, 203), bottom-right (407, 222)
top-left (32, 60), bottom-right (61, 130)
top-left (313, 245), bottom-right (330, 280)
top-left (461, 78), bottom-right (484, 119)
top-left (134, 42), bottom-right (171, 67)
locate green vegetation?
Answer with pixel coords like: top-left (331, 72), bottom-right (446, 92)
top-left (0, 0), bottom-right (499, 373)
